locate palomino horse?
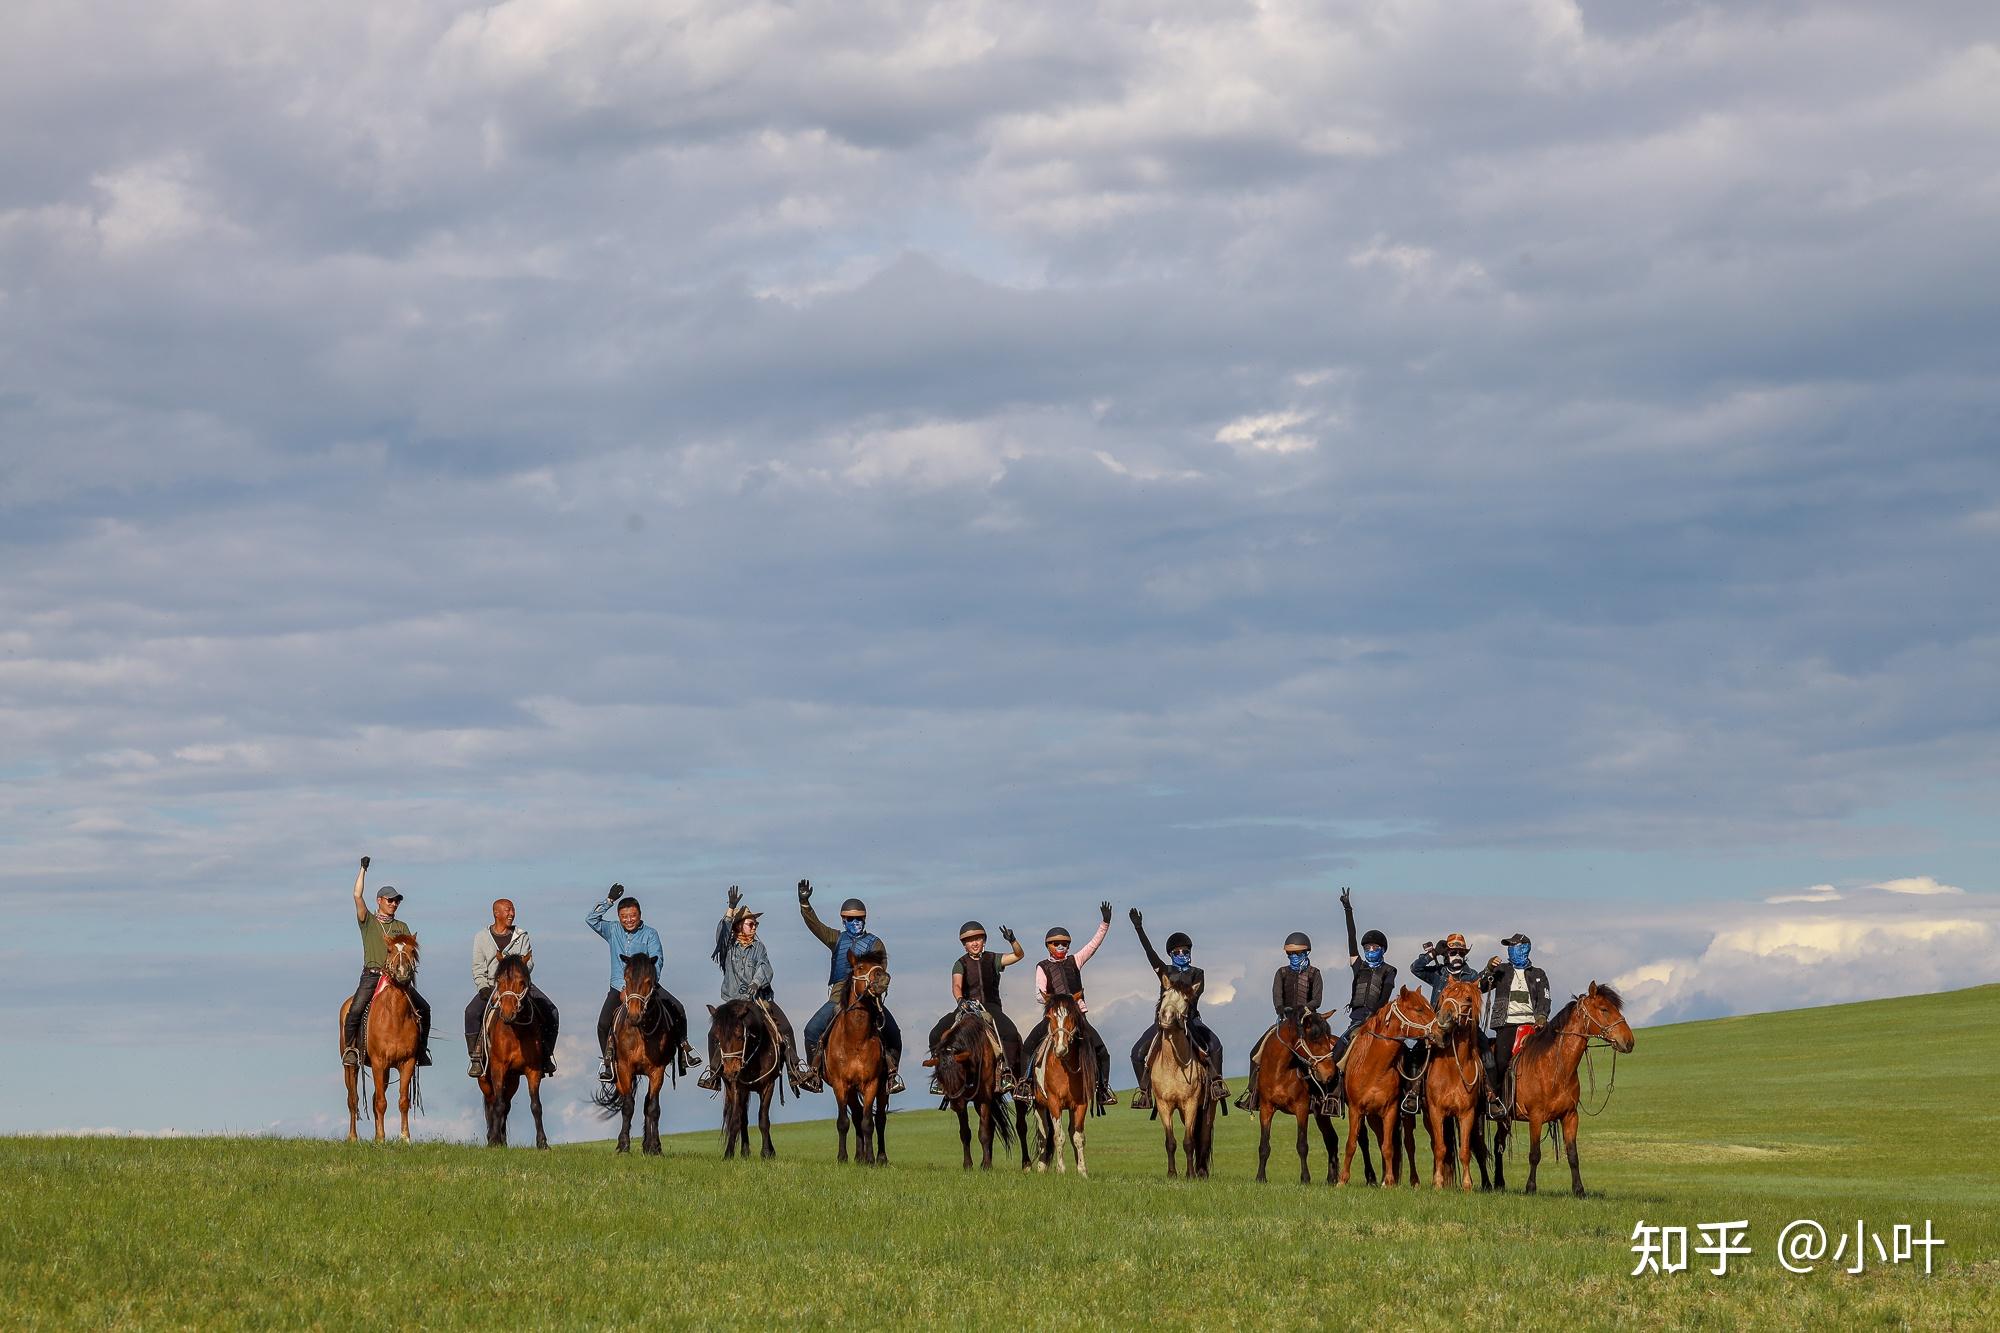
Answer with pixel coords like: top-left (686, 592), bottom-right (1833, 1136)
top-left (708, 998), bottom-right (782, 1160)
top-left (1030, 993), bottom-right (1094, 1176)
top-left (1493, 982), bottom-right (1635, 1196)
top-left (1423, 977), bottom-right (1491, 1191)
top-left (1145, 980), bottom-right (1215, 1179)
top-left (826, 949), bottom-right (892, 1166)
top-left (339, 932), bottom-right (423, 1143)
top-left (1249, 1008), bottom-right (1342, 1183)
top-left (1338, 987), bottom-right (1440, 1187)
top-left (477, 954), bottom-right (550, 1149)
top-left (590, 954), bottom-right (686, 1155)
top-left (926, 1003), bottom-right (1023, 1170)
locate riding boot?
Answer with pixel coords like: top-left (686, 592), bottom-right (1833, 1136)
top-left (680, 1041), bottom-right (702, 1068)
top-left (887, 1066), bottom-right (906, 1095)
top-left (342, 1005), bottom-right (365, 1067)
top-left (466, 1034), bottom-right (485, 1078)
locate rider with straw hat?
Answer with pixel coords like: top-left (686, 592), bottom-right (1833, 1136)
top-left (699, 885), bottom-right (811, 1095)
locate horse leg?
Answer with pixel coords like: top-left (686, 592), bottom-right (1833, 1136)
top-left (1563, 1108), bottom-right (1583, 1197)
top-left (958, 1103), bottom-right (973, 1169)
top-left (759, 1085), bottom-right (776, 1159)
top-left (396, 1061), bottom-right (413, 1143)
top-left (1471, 1111), bottom-right (1493, 1191)
top-left (1380, 1106), bottom-right (1399, 1187)
top-left (1016, 1099), bottom-right (1031, 1172)
top-left (1403, 1109), bottom-right (1419, 1190)
top-left (1338, 1105), bottom-right (1357, 1186)
top-left (1315, 1113), bottom-right (1339, 1184)
top-left (642, 1073), bottom-right (663, 1155)
top-left (1163, 1105), bottom-right (1178, 1178)
top-left (371, 1060), bottom-right (390, 1142)
top-left (1524, 1113), bottom-right (1544, 1194)
top-left (835, 1091), bottom-right (851, 1163)
top-left (1071, 1107), bottom-right (1087, 1178)
top-left (527, 1069), bottom-right (548, 1150)
top-left (1296, 1109), bottom-right (1312, 1184)
top-left (1426, 1100), bottom-right (1446, 1189)
top-left (1256, 1104), bottom-right (1275, 1182)
top-left (873, 1086), bottom-right (889, 1167)
top-left (345, 1063), bottom-right (360, 1143)
top-left (616, 1064), bottom-right (635, 1154)
top-left (978, 1100), bottom-right (994, 1170)
top-left (1491, 1117), bottom-right (1508, 1190)
top-left (854, 1088), bottom-right (874, 1166)
top-left (497, 1069), bottom-right (518, 1147)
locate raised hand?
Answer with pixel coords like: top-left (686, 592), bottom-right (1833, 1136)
top-left (797, 879), bottom-right (813, 903)
top-left (1339, 886), bottom-right (1352, 908)
top-left (359, 855), bottom-right (370, 870)
top-left (1099, 900), bottom-right (1113, 923)
top-left (999, 926), bottom-right (1016, 943)
top-left (1128, 907), bottom-right (1143, 927)
top-left (607, 883), bottom-right (624, 902)
top-left (727, 884), bottom-right (742, 909)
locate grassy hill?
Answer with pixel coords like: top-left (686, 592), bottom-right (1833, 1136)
top-left (4, 986), bottom-right (1994, 1329)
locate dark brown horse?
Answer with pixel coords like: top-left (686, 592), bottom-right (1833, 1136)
top-left (1423, 977), bottom-right (1491, 1191)
top-left (1338, 987), bottom-right (1440, 1187)
top-left (1493, 982), bottom-right (1635, 1196)
top-left (708, 998), bottom-right (782, 1160)
top-left (1249, 1007), bottom-right (1342, 1183)
top-left (338, 932), bottom-right (422, 1143)
top-left (1146, 981), bottom-right (1215, 1179)
top-left (925, 1003), bottom-right (1023, 1170)
top-left (1030, 993), bottom-right (1094, 1176)
top-left (590, 954), bottom-right (686, 1155)
top-left (825, 949), bottom-right (891, 1166)
top-left (476, 954), bottom-right (550, 1149)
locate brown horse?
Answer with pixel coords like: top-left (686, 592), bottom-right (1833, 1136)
top-left (925, 1003), bottom-right (1024, 1169)
top-left (1423, 978), bottom-right (1491, 1191)
top-left (825, 949), bottom-right (891, 1166)
top-left (339, 932), bottom-right (423, 1143)
top-left (1338, 987), bottom-right (1440, 1187)
top-left (1493, 982), bottom-right (1635, 1196)
top-left (1146, 981), bottom-right (1215, 1179)
top-left (1030, 993), bottom-right (1094, 1176)
top-left (590, 954), bottom-right (686, 1155)
top-left (708, 998), bottom-right (782, 1160)
top-left (475, 955), bottom-right (549, 1149)
top-left (1249, 1008), bottom-right (1342, 1183)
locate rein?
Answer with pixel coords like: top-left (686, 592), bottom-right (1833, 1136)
top-left (621, 983), bottom-right (667, 1037)
top-left (1525, 996), bottom-right (1625, 1117)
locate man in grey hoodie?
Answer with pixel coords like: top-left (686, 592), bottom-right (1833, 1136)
top-left (464, 898), bottom-right (558, 1077)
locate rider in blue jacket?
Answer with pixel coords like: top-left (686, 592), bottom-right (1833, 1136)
top-left (588, 885), bottom-right (699, 1082)
top-left (798, 879), bottom-right (905, 1095)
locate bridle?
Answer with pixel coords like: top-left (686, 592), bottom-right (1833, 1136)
top-left (715, 1003), bottom-right (779, 1087)
top-left (620, 974), bottom-right (666, 1036)
top-left (1433, 987), bottom-right (1485, 1093)
top-left (1279, 1017), bottom-right (1339, 1094)
top-left (1547, 994), bottom-right (1629, 1117)
top-left (492, 961), bottom-right (534, 1027)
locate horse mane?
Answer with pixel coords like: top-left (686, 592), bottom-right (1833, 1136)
top-left (851, 944), bottom-right (888, 968)
top-left (620, 952), bottom-right (657, 980)
top-left (388, 932), bottom-right (418, 956)
top-left (1156, 986), bottom-right (1190, 1024)
top-left (1296, 1009), bottom-right (1331, 1043)
top-left (495, 953), bottom-right (529, 980)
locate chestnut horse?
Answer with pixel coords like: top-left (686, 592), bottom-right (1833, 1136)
top-left (1493, 982), bottom-right (1635, 1196)
top-left (1249, 1008), bottom-right (1342, 1184)
top-left (590, 954), bottom-right (686, 1155)
top-left (926, 1003), bottom-right (1023, 1170)
top-left (1338, 987), bottom-right (1440, 1187)
top-left (826, 950), bottom-right (892, 1166)
top-left (1423, 977), bottom-right (1491, 1191)
top-left (1030, 993), bottom-right (1094, 1176)
top-left (708, 998), bottom-right (782, 1160)
top-left (338, 932), bottom-right (422, 1143)
top-left (477, 954), bottom-right (550, 1149)
top-left (1146, 981), bottom-right (1215, 1179)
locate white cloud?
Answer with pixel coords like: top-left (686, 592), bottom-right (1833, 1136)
top-left (1213, 410), bottom-right (1316, 455)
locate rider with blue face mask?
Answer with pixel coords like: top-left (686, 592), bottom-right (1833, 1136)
top-left (797, 879), bottom-right (905, 1096)
top-left (1235, 930), bottom-right (1324, 1112)
top-left (1327, 886), bottom-right (1399, 1115)
top-left (1478, 932), bottom-right (1550, 1118)
top-left (1126, 908), bottom-right (1228, 1110)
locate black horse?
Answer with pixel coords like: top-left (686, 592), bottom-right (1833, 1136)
top-left (927, 1003), bottom-right (1025, 1169)
top-left (708, 998), bottom-right (784, 1159)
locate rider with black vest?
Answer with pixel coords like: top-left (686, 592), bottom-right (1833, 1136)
top-left (1327, 886), bottom-right (1399, 1115)
top-left (798, 879), bottom-right (905, 1096)
top-left (1127, 908), bottom-right (1228, 1109)
top-left (1021, 905), bottom-right (1118, 1107)
top-left (926, 920), bottom-right (1026, 1096)
top-left (1234, 930), bottom-right (1322, 1112)
top-left (1478, 932), bottom-right (1551, 1118)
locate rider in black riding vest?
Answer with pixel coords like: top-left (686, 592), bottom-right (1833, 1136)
top-left (1235, 930), bottom-right (1323, 1112)
top-left (1126, 908), bottom-right (1228, 1109)
top-left (926, 920), bottom-right (1026, 1097)
top-left (1329, 886), bottom-right (1397, 1115)
top-left (1478, 932), bottom-right (1551, 1118)
top-left (1020, 905), bottom-right (1118, 1107)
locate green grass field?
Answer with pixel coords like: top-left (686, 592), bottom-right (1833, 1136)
top-left (4, 986), bottom-right (1995, 1329)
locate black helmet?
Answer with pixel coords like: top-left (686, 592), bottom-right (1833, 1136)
top-left (1165, 931), bottom-right (1192, 953)
top-left (1284, 931), bottom-right (1312, 952)
top-left (958, 920), bottom-right (986, 941)
top-left (839, 898), bottom-right (867, 918)
top-left (1045, 926), bottom-right (1072, 944)
top-left (1361, 928), bottom-right (1388, 949)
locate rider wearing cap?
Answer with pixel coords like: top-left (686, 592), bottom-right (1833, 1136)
top-left (587, 885), bottom-right (700, 1082)
top-left (342, 857), bottom-right (433, 1068)
top-left (798, 879), bottom-right (905, 1095)
top-left (464, 896), bottom-right (558, 1077)
top-left (699, 885), bottom-right (811, 1095)
top-left (1021, 904), bottom-right (1118, 1107)
top-left (1235, 929), bottom-right (1322, 1112)
top-left (1127, 908), bottom-right (1228, 1109)
top-left (926, 920), bottom-right (1026, 1096)
top-left (1412, 932), bottom-right (1480, 1007)
top-left (1478, 932), bottom-right (1551, 1118)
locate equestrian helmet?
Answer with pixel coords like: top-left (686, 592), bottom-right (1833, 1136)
top-left (839, 897), bottom-right (868, 918)
top-left (1165, 931), bottom-right (1192, 953)
top-left (1361, 928), bottom-right (1388, 949)
top-left (1045, 926), bottom-right (1072, 945)
top-left (958, 920), bottom-right (986, 941)
top-left (1284, 931), bottom-right (1312, 952)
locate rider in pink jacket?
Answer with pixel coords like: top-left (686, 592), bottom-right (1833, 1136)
top-left (1021, 902), bottom-right (1118, 1106)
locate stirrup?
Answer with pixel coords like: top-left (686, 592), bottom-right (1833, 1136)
top-left (696, 1068), bottom-right (719, 1091)
top-left (1099, 1089), bottom-right (1118, 1105)
top-left (1209, 1077), bottom-right (1230, 1103)
top-left (342, 1046), bottom-right (361, 1069)
top-left (1130, 1090), bottom-right (1153, 1110)
top-left (1234, 1088), bottom-right (1257, 1111)
top-left (598, 1057), bottom-right (615, 1083)
top-left (1401, 1090), bottom-right (1421, 1116)
top-left (681, 1044), bottom-right (702, 1067)
top-left (466, 1054), bottom-right (486, 1078)
top-left (927, 1075), bottom-right (944, 1096)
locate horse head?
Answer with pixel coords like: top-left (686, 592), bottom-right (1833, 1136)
top-left (1155, 983), bottom-right (1191, 1031)
top-left (383, 933), bottom-right (419, 985)
top-left (1385, 986), bottom-right (1443, 1047)
top-left (1294, 1008), bottom-right (1340, 1082)
top-left (715, 1001), bottom-right (763, 1080)
top-left (1578, 982), bottom-right (1635, 1053)
top-left (493, 954), bottom-right (532, 1023)
top-left (1434, 978), bottom-right (1481, 1035)
top-left (1046, 994), bottom-right (1079, 1058)
top-left (619, 954), bottom-right (658, 1021)
top-left (847, 951), bottom-right (890, 1007)
top-left (935, 1010), bottom-right (985, 1099)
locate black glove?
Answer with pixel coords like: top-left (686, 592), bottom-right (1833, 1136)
top-left (727, 885), bottom-right (742, 909)
top-left (359, 855), bottom-right (370, 870)
top-left (1338, 886), bottom-right (1351, 908)
top-left (1129, 907), bottom-right (1143, 926)
top-left (607, 883), bottom-right (624, 902)
top-left (797, 879), bottom-right (813, 903)
top-left (1099, 900), bottom-right (1112, 923)
top-left (999, 926), bottom-right (1016, 944)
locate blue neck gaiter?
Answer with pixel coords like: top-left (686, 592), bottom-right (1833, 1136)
top-left (1362, 946), bottom-right (1385, 967)
top-left (1508, 944), bottom-right (1530, 968)
top-left (844, 918), bottom-right (866, 937)
top-left (1287, 952), bottom-right (1309, 973)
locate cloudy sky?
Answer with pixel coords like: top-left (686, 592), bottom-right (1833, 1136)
top-left (4, 1), bottom-right (1997, 1140)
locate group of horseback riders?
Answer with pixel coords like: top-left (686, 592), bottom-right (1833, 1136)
top-left (340, 863), bottom-right (1549, 1123)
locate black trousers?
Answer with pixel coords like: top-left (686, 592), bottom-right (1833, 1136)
top-left (1130, 1019), bottom-right (1223, 1091)
top-left (465, 985), bottom-right (559, 1046)
top-left (708, 1000), bottom-right (798, 1068)
top-left (1487, 1024), bottom-right (1524, 1095)
top-left (345, 969), bottom-right (431, 1051)
top-left (928, 1006), bottom-right (1023, 1070)
top-left (1024, 1015), bottom-right (1111, 1088)
top-left (598, 987), bottom-right (688, 1055)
